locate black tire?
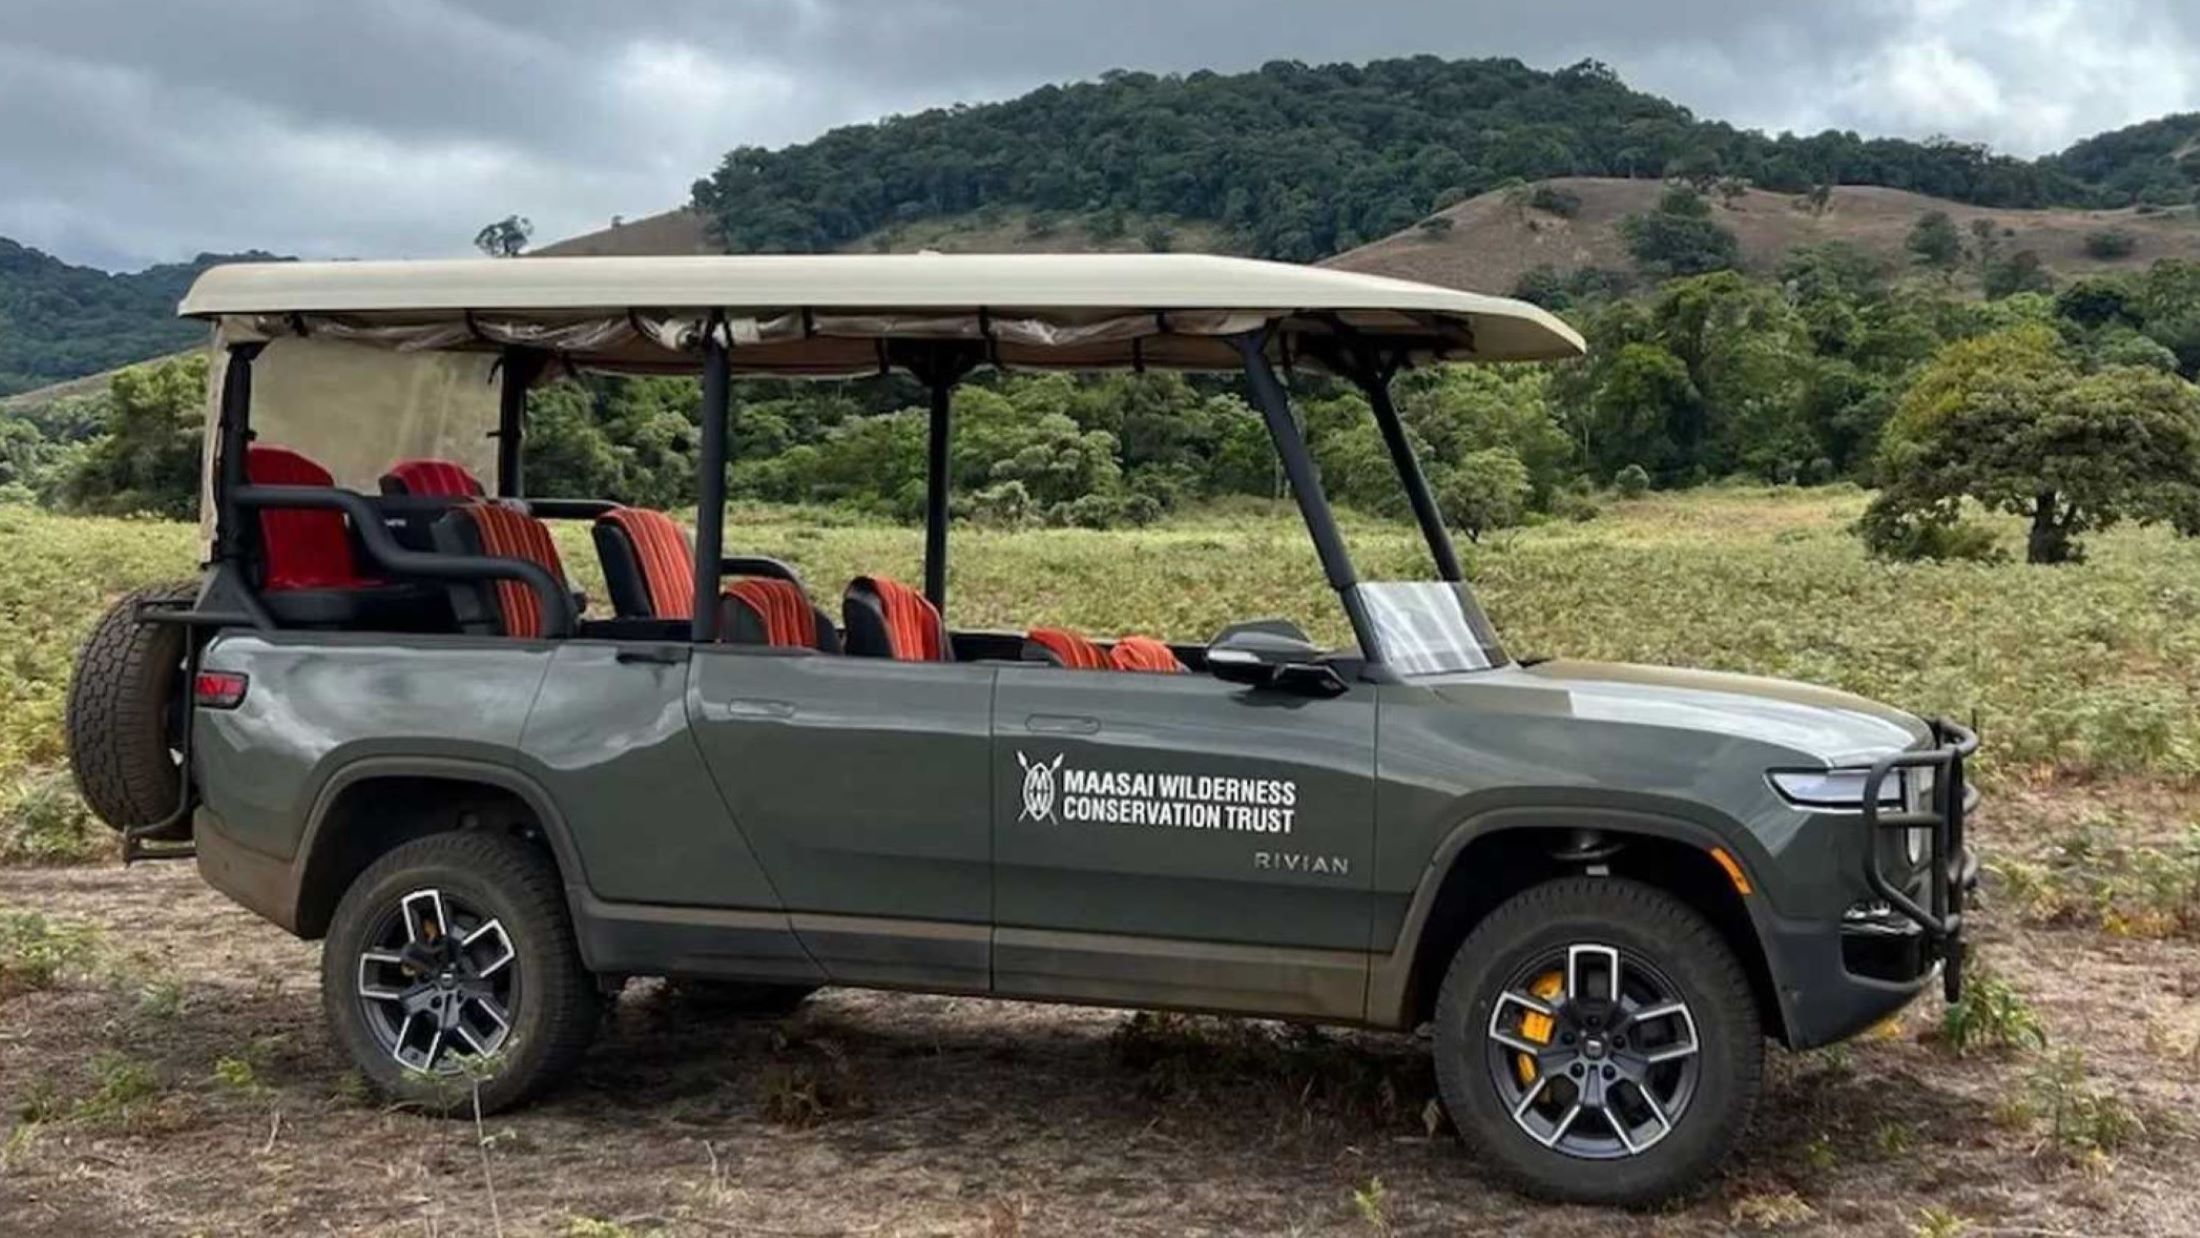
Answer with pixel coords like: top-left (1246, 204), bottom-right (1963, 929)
top-left (667, 979), bottom-right (819, 1018)
top-left (65, 579), bottom-right (197, 837)
top-left (1433, 877), bottom-right (1761, 1206)
top-left (321, 832), bottom-right (601, 1115)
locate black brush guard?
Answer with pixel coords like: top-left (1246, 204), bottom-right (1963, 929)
top-left (1861, 717), bottom-right (1979, 1003)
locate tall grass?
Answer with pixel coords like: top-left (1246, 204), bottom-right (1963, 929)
top-left (1, 484), bottom-right (2195, 856)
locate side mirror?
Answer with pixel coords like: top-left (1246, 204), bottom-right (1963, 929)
top-left (1205, 629), bottom-right (1348, 697)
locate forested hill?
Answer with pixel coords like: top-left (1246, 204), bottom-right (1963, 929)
top-left (690, 57), bottom-right (2200, 261)
top-left (0, 241), bottom-right (280, 396)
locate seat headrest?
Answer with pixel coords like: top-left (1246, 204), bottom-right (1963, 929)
top-left (843, 576), bottom-right (949, 661)
top-left (1025, 628), bottom-right (1110, 669)
top-left (381, 459), bottom-right (485, 498)
top-left (1109, 635), bottom-right (1187, 673)
top-left (593, 507), bottom-right (693, 620)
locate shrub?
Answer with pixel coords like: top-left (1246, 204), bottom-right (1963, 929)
top-left (1852, 503), bottom-right (2007, 563)
top-left (1528, 185), bottom-right (1581, 218)
top-left (0, 911), bottom-right (97, 1000)
top-left (1613, 463), bottom-right (1650, 497)
top-left (0, 768), bottom-right (109, 865)
top-left (1938, 962), bottom-right (2047, 1056)
top-left (2017, 1048), bottom-right (2145, 1161)
top-left (2082, 229), bottom-right (2137, 260)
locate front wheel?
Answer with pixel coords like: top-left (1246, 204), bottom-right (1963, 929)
top-left (1433, 877), bottom-right (1762, 1205)
top-left (321, 832), bottom-right (601, 1115)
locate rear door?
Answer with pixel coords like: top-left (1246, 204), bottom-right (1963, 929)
top-left (989, 663), bottom-right (1378, 1019)
top-left (686, 647), bottom-right (997, 992)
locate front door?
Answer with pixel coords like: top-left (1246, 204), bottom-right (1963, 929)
top-left (687, 647), bottom-right (997, 992)
top-left (990, 662), bottom-right (1378, 1020)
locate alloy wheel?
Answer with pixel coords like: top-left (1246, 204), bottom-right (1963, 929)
top-left (354, 887), bottom-right (519, 1072)
top-left (1484, 942), bottom-right (1702, 1159)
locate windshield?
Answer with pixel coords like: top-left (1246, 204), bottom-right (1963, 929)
top-left (1356, 581), bottom-right (1509, 675)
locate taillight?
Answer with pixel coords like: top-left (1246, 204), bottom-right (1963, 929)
top-left (194, 671), bottom-right (248, 709)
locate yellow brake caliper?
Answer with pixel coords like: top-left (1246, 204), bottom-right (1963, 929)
top-left (1516, 971), bottom-right (1565, 1086)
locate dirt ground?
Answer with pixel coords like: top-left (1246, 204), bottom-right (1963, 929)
top-left (3, 802), bottom-right (2197, 1237)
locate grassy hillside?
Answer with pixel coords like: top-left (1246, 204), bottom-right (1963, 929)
top-left (7, 487), bottom-right (2197, 862)
top-left (1327, 177), bottom-right (2200, 294)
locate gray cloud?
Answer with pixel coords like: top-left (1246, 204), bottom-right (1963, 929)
top-left (3, 0), bottom-right (2193, 270)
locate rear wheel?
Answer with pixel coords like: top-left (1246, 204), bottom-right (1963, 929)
top-left (1433, 877), bottom-right (1761, 1205)
top-left (65, 580), bottom-right (197, 837)
top-left (321, 832), bottom-right (600, 1114)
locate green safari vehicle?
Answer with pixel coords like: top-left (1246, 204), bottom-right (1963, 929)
top-left (64, 253), bottom-right (1977, 1204)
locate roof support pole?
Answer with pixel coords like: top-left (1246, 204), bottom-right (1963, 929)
top-left (690, 314), bottom-right (731, 642)
top-left (923, 368), bottom-right (953, 610)
top-left (1353, 349), bottom-right (1462, 583)
top-left (211, 341), bottom-right (266, 566)
top-left (892, 342), bottom-right (981, 612)
top-left (1231, 330), bottom-right (1383, 666)
top-left (493, 347), bottom-right (548, 499)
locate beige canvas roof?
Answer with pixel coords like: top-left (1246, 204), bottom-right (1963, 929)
top-left (181, 253), bottom-right (1583, 376)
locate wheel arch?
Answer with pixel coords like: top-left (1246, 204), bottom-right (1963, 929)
top-left (1370, 807), bottom-right (1790, 1044)
top-left (294, 757), bottom-right (588, 940)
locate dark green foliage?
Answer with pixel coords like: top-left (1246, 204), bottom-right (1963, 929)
top-left (0, 241), bottom-right (276, 396)
top-left (1863, 325), bottom-right (2200, 564)
top-left (2047, 113), bottom-right (2200, 207)
top-left (472, 215), bottom-right (533, 258)
top-left (1906, 210), bottom-right (1964, 272)
top-left (1982, 249), bottom-right (2052, 300)
top-left (1528, 184), bottom-right (1582, 218)
top-left (2082, 229), bottom-right (2137, 260)
top-left (55, 355), bottom-right (208, 518)
top-left (1613, 464), bottom-right (1650, 497)
top-left (692, 57), bottom-right (2113, 263)
top-left (1618, 187), bottom-right (1740, 277)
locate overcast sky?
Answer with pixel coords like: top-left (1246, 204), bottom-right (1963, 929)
top-left (5, 0), bottom-right (2196, 272)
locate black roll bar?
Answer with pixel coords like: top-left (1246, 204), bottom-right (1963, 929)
top-left (232, 485), bottom-right (577, 638)
top-left (691, 315), bottom-right (732, 642)
top-left (923, 369), bottom-right (954, 609)
top-left (1231, 330), bottom-right (1384, 665)
top-left (212, 342), bottom-right (266, 567)
top-left (493, 347), bottom-right (547, 499)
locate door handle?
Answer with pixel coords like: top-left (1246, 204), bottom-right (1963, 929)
top-left (1025, 713), bottom-right (1101, 735)
top-left (708, 697), bottom-right (795, 721)
top-left (616, 646), bottom-right (688, 666)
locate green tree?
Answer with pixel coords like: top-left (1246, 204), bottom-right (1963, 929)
top-left (1983, 249), bottom-right (2052, 300)
top-left (1906, 210), bottom-right (1964, 275)
top-left (1435, 447), bottom-right (1531, 542)
top-left (472, 215), bottom-right (533, 258)
top-left (1861, 325), bottom-right (2200, 564)
top-left (59, 355), bottom-right (208, 517)
top-left (1618, 187), bottom-right (1740, 277)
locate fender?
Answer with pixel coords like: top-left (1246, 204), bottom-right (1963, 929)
top-left (296, 753), bottom-right (593, 931)
top-left (1363, 801), bottom-right (1798, 1034)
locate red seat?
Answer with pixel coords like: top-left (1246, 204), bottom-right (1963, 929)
top-left (432, 503), bottom-right (570, 638)
top-left (1110, 636), bottom-right (1187, 673)
top-left (592, 507), bottom-right (694, 620)
top-left (380, 459), bottom-right (484, 498)
top-left (843, 576), bottom-right (949, 661)
top-left (723, 579), bottom-right (840, 652)
top-left (1025, 627), bottom-right (1110, 669)
top-left (245, 444), bottom-right (374, 590)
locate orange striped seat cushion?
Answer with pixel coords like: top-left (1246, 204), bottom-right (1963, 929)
top-left (1110, 636), bottom-right (1186, 673)
top-left (464, 503), bottom-right (569, 638)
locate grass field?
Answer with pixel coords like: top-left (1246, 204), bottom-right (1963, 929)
top-left (2, 487), bottom-right (2199, 1234)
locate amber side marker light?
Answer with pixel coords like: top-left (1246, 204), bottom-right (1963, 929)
top-left (194, 671), bottom-right (249, 710)
top-left (1708, 846), bottom-right (1754, 895)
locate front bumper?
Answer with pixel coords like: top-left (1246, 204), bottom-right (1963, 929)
top-left (1757, 718), bottom-right (1980, 1049)
top-left (1861, 717), bottom-right (1979, 1003)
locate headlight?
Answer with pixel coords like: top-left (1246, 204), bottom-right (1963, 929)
top-left (1769, 767), bottom-right (1928, 865)
top-left (1766, 768), bottom-right (1906, 811)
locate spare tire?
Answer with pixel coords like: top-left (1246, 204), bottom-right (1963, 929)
top-left (65, 580), bottom-right (198, 837)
